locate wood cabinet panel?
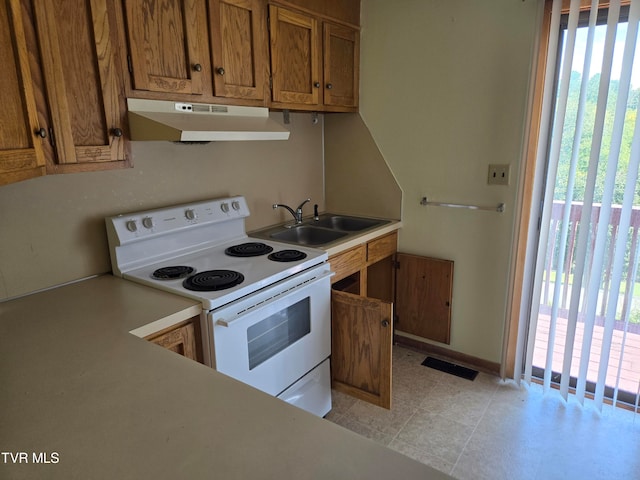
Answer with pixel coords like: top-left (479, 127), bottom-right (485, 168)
top-left (268, 4), bottom-right (359, 111)
top-left (329, 230), bottom-right (398, 409)
top-left (269, 5), bottom-right (320, 106)
top-left (323, 22), bottom-right (359, 109)
top-left (123, 0), bottom-right (209, 95)
top-left (209, 0), bottom-right (268, 102)
top-left (367, 255), bottom-right (394, 303)
top-left (329, 245), bottom-right (365, 283)
top-left (328, 229), bottom-right (455, 407)
top-left (367, 231), bottom-right (397, 264)
top-left (146, 317), bottom-right (202, 363)
top-left (0, 0), bottom-right (46, 185)
top-left (331, 289), bottom-right (392, 409)
top-left (274, 0), bottom-right (360, 26)
top-left (33, 0), bottom-right (129, 171)
top-left (395, 253), bottom-right (453, 344)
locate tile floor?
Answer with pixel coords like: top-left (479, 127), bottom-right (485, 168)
top-left (325, 346), bottom-right (640, 479)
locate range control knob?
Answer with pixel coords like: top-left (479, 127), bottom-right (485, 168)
top-left (231, 200), bottom-right (241, 211)
top-left (126, 220), bottom-right (138, 232)
top-left (142, 217), bottom-right (154, 229)
top-left (185, 209), bottom-right (197, 220)
top-left (220, 203), bottom-right (230, 213)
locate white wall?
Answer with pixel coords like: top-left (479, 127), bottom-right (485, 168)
top-left (359, 0), bottom-right (541, 362)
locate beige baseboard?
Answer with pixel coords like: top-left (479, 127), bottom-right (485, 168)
top-left (394, 331), bottom-right (501, 377)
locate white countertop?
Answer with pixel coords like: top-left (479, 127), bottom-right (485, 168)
top-left (0, 275), bottom-right (450, 479)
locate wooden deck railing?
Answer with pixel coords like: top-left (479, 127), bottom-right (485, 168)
top-left (541, 200), bottom-right (640, 332)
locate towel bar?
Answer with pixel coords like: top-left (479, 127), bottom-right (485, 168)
top-left (420, 196), bottom-right (505, 213)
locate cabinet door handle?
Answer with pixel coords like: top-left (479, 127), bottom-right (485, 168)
top-left (216, 67), bottom-right (225, 76)
top-left (326, 83), bottom-right (333, 90)
top-left (381, 319), bottom-right (390, 328)
top-left (193, 63), bottom-right (203, 72)
top-left (313, 81), bottom-right (320, 88)
top-left (111, 128), bottom-right (123, 138)
top-left (35, 128), bottom-right (47, 138)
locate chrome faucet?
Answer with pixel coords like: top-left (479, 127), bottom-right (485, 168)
top-left (273, 198), bottom-right (311, 225)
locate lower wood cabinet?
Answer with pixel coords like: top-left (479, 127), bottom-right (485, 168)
top-left (395, 254), bottom-right (453, 345)
top-left (145, 316), bottom-right (203, 363)
top-left (329, 231), bottom-right (454, 410)
top-left (330, 232), bottom-right (395, 409)
top-left (332, 288), bottom-right (393, 409)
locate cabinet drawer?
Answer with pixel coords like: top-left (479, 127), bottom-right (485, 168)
top-left (367, 232), bottom-right (397, 264)
top-left (329, 245), bottom-right (365, 283)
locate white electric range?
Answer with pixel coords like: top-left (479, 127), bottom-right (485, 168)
top-left (106, 196), bottom-right (333, 417)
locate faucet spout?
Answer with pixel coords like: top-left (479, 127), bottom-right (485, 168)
top-left (296, 198), bottom-right (311, 212)
top-left (273, 203), bottom-right (300, 224)
top-left (273, 198), bottom-right (311, 224)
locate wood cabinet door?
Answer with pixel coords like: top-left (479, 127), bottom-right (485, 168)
top-left (123, 0), bottom-right (208, 95)
top-left (331, 289), bottom-right (393, 409)
top-left (32, 0), bottom-right (129, 171)
top-left (395, 253), bottom-right (453, 344)
top-left (323, 22), bottom-right (359, 109)
top-left (147, 320), bottom-right (201, 362)
top-left (0, 0), bottom-right (46, 186)
top-left (269, 5), bottom-right (320, 106)
top-left (209, 0), bottom-right (267, 102)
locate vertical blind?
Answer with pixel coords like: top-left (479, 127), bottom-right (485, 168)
top-left (519, 0), bottom-right (640, 410)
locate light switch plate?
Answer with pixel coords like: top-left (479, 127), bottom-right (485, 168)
top-left (488, 164), bottom-right (510, 186)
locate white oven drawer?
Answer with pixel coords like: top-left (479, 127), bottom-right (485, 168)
top-left (209, 265), bottom-right (333, 397)
top-left (278, 358), bottom-right (331, 417)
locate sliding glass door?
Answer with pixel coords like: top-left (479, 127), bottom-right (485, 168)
top-left (523, 0), bottom-right (640, 410)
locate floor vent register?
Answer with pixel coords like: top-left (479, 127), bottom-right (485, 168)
top-left (421, 356), bottom-right (478, 381)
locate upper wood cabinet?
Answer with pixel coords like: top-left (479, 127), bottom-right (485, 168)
top-left (0, 0), bottom-right (46, 186)
top-left (123, 0), bottom-right (210, 96)
top-left (209, 0), bottom-right (268, 102)
top-left (323, 22), bottom-right (359, 109)
top-left (269, 4), bottom-right (359, 112)
top-left (269, 5), bottom-right (320, 107)
top-left (32, 0), bottom-right (130, 173)
top-left (124, 0), bottom-right (358, 109)
top-left (1, 0), bottom-right (129, 187)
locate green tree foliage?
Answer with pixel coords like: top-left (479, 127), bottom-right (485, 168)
top-left (552, 71), bottom-right (640, 205)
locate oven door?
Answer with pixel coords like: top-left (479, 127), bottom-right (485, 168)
top-left (209, 265), bottom-right (333, 397)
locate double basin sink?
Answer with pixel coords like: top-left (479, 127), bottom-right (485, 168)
top-left (253, 214), bottom-right (390, 247)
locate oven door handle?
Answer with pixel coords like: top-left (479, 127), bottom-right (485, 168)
top-left (215, 269), bottom-right (334, 328)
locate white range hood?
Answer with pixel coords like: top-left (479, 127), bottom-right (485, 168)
top-left (127, 98), bottom-right (290, 142)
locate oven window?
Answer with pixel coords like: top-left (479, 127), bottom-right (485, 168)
top-left (247, 297), bottom-right (311, 370)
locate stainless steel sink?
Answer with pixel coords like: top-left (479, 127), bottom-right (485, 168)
top-left (311, 215), bottom-right (387, 231)
top-left (270, 226), bottom-right (348, 246)
top-left (252, 213), bottom-right (392, 247)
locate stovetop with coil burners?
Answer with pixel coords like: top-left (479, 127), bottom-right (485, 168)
top-left (123, 237), bottom-right (325, 310)
top-left (106, 196), bottom-right (328, 310)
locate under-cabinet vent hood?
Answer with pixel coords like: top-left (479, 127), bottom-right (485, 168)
top-left (127, 98), bottom-right (290, 142)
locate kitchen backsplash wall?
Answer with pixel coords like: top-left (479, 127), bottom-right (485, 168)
top-left (0, 113), bottom-right (324, 300)
top-left (325, 113), bottom-right (402, 220)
